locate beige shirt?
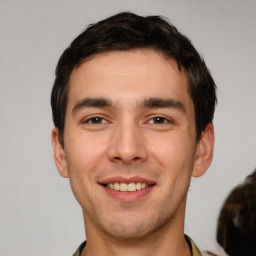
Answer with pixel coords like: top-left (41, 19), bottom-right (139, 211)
top-left (72, 235), bottom-right (202, 256)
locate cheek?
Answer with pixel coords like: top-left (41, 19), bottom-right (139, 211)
top-left (148, 132), bottom-right (196, 195)
top-left (64, 134), bottom-right (103, 208)
top-left (149, 132), bottom-right (195, 168)
top-left (65, 131), bottom-right (108, 172)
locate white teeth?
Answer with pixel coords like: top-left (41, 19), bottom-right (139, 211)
top-left (127, 182), bottom-right (136, 192)
top-left (114, 182), bottom-right (120, 191)
top-left (106, 182), bottom-right (150, 192)
top-left (119, 183), bottom-right (127, 191)
top-left (136, 182), bottom-right (142, 190)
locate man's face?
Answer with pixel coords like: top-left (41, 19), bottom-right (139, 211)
top-left (53, 49), bottom-right (210, 240)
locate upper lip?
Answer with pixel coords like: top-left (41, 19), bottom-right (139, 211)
top-left (98, 176), bottom-right (156, 185)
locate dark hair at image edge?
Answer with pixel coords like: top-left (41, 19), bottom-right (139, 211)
top-left (51, 12), bottom-right (217, 145)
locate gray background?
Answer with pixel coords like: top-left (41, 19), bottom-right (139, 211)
top-left (1, 0), bottom-right (256, 255)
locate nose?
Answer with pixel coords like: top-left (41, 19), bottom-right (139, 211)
top-left (107, 121), bottom-right (148, 165)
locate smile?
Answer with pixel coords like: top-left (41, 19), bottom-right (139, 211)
top-left (106, 182), bottom-right (151, 192)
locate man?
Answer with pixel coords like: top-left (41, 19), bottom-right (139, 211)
top-left (51, 12), bottom-right (216, 256)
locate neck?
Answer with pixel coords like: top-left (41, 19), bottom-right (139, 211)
top-left (83, 238), bottom-right (191, 256)
top-left (82, 206), bottom-right (191, 256)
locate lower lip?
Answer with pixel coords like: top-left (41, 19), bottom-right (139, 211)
top-left (101, 185), bottom-right (154, 202)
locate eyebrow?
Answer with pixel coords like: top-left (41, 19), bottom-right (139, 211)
top-left (72, 97), bottom-right (186, 115)
top-left (140, 98), bottom-right (186, 113)
top-left (72, 97), bottom-right (113, 114)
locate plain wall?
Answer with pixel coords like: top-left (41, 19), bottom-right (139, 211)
top-left (0, 0), bottom-right (255, 255)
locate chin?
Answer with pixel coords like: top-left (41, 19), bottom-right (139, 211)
top-left (96, 211), bottom-right (174, 241)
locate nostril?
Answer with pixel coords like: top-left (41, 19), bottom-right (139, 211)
top-left (113, 156), bottom-right (122, 161)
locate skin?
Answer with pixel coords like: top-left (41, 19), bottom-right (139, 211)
top-left (52, 49), bottom-right (214, 256)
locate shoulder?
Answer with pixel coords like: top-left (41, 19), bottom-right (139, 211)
top-left (185, 235), bottom-right (202, 256)
top-left (72, 241), bottom-right (86, 256)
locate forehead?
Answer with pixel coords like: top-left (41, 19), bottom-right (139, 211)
top-left (67, 49), bottom-right (192, 110)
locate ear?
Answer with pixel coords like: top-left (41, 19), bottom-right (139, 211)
top-left (192, 123), bottom-right (214, 178)
top-left (51, 128), bottom-right (69, 178)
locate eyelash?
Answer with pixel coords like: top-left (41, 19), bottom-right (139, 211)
top-left (81, 116), bottom-right (174, 126)
top-left (82, 116), bottom-right (108, 124)
top-left (148, 116), bottom-right (173, 124)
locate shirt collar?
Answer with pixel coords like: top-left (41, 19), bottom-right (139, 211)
top-left (185, 235), bottom-right (202, 256)
top-left (73, 236), bottom-right (202, 256)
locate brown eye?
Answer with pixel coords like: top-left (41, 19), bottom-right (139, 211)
top-left (150, 117), bottom-right (168, 124)
top-left (84, 117), bottom-right (106, 124)
top-left (91, 117), bottom-right (103, 124)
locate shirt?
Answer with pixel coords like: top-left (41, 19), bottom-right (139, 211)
top-left (72, 235), bottom-right (202, 256)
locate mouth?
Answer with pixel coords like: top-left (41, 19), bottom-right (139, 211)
top-left (104, 182), bottom-right (152, 192)
top-left (99, 176), bottom-right (156, 192)
top-left (99, 177), bottom-right (156, 202)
